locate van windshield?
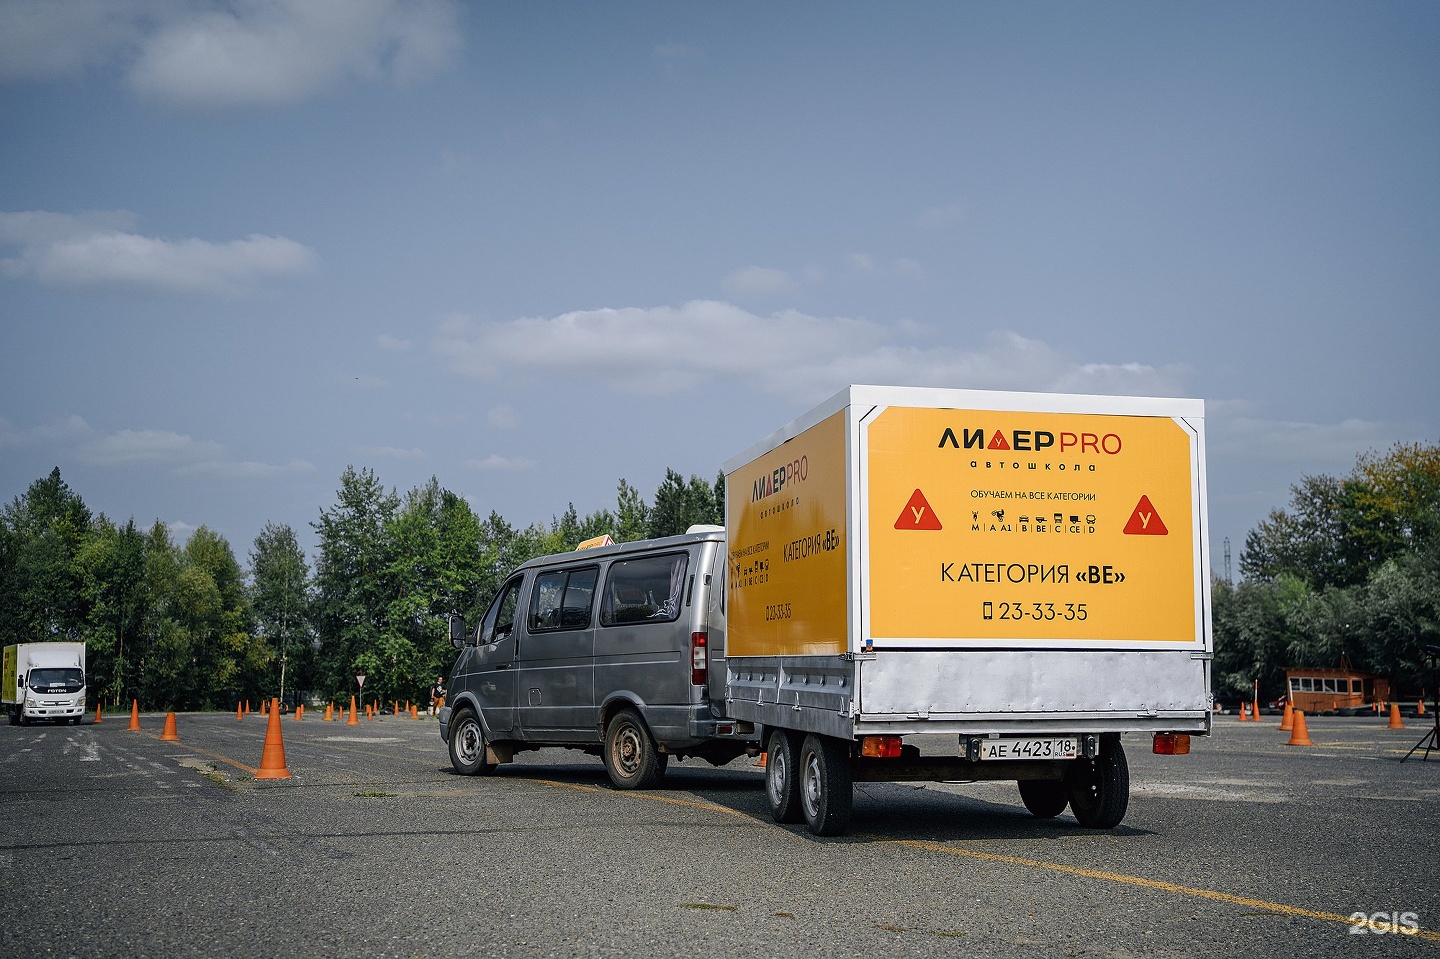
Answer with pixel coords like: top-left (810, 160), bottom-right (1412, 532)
top-left (28, 668), bottom-right (83, 692)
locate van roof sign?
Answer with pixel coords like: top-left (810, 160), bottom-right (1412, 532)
top-left (576, 534), bottom-right (616, 550)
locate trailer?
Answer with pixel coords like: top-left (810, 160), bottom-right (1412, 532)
top-left (722, 385), bottom-right (1212, 835)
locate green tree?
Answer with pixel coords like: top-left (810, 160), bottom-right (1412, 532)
top-left (0, 467), bottom-right (93, 640)
top-left (250, 522), bottom-right (312, 707)
top-left (646, 468), bottom-right (723, 538)
top-left (312, 467), bottom-right (399, 700)
top-left (76, 516), bottom-right (148, 707)
top-left (615, 478), bottom-right (649, 542)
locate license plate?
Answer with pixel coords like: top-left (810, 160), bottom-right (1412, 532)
top-left (973, 737), bottom-right (1079, 761)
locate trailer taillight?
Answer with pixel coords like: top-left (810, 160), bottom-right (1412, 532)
top-left (691, 632), bottom-right (708, 686)
top-left (1153, 733), bottom-right (1191, 755)
top-left (861, 735), bottom-right (903, 758)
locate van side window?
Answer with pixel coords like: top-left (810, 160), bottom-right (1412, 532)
top-left (600, 552), bottom-right (689, 626)
top-left (529, 566), bottom-right (598, 632)
top-left (481, 577), bottom-right (523, 644)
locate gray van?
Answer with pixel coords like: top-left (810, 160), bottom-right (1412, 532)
top-left (439, 527), bottom-right (754, 788)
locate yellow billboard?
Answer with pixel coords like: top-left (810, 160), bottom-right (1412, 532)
top-left (866, 406), bottom-right (1200, 644)
top-left (727, 410), bottom-right (848, 656)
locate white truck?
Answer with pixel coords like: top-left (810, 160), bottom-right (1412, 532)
top-left (3, 642), bottom-right (88, 726)
top-left (723, 386), bottom-right (1212, 835)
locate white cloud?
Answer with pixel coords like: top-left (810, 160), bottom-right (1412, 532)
top-left (0, 0), bottom-right (150, 81)
top-left (6, 414), bottom-right (310, 478)
top-left (376, 333), bottom-right (411, 351)
top-left (847, 253), bottom-right (924, 279)
top-left (0, 0), bottom-right (463, 106)
top-left (77, 428), bottom-right (226, 466)
top-left (357, 445), bottom-right (424, 459)
top-left (466, 454), bottom-right (533, 471)
top-left (723, 266), bottom-right (795, 297)
top-left (916, 201), bottom-right (967, 231)
top-left (0, 209), bottom-right (315, 294)
top-left (1207, 408), bottom-right (1392, 467)
top-left (177, 458), bottom-right (314, 478)
top-left (433, 300), bottom-right (1191, 404)
top-left (487, 404), bottom-right (519, 430)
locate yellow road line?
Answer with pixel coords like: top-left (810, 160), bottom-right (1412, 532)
top-left (873, 837), bottom-right (1439, 943)
top-left (147, 732), bottom-right (258, 775)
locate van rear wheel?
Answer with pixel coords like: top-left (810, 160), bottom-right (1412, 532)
top-left (448, 710), bottom-right (494, 776)
top-left (765, 729), bottom-right (803, 823)
top-left (604, 708), bottom-right (664, 789)
top-left (799, 734), bottom-right (853, 836)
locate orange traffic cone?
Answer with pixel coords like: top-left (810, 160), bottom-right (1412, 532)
top-left (93, 702), bottom-right (103, 724)
top-left (254, 697), bottom-right (292, 780)
top-left (1420, 699), bottom-right (1427, 716)
top-left (1279, 702), bottom-right (1294, 731)
top-left (411, 705), bottom-right (419, 719)
top-left (1286, 709), bottom-right (1313, 746)
top-left (159, 711), bottom-right (179, 742)
top-left (1388, 703), bottom-right (1404, 729)
top-left (128, 699), bottom-right (141, 731)
top-left (1238, 703), bottom-right (1249, 721)
top-left (347, 696), bottom-right (359, 726)
top-left (755, 752), bottom-right (767, 768)
top-left (324, 703), bottom-right (333, 722)
top-left (295, 704), bottom-right (303, 721)
top-left (245, 700), bottom-right (251, 715)
top-left (236, 702), bottom-right (244, 721)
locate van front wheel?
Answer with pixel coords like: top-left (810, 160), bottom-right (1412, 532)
top-left (448, 710), bottom-right (494, 776)
top-left (604, 708), bottom-right (665, 789)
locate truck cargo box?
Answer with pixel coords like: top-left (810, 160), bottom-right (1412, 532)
top-left (722, 385), bottom-right (1211, 834)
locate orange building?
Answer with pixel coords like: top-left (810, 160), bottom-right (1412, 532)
top-left (1283, 666), bottom-right (1390, 714)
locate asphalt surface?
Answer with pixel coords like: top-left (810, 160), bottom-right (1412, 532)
top-left (2, 708), bottom-right (1437, 958)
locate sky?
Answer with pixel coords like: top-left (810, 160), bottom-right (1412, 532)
top-left (1, 0), bottom-right (1437, 578)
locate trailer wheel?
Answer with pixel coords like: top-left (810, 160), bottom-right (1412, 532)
top-left (447, 709), bottom-right (494, 776)
top-left (765, 729), bottom-right (804, 823)
top-left (798, 734), bottom-right (853, 836)
top-left (604, 708), bottom-right (664, 789)
top-left (1018, 778), bottom-right (1068, 818)
top-left (1066, 736), bottom-right (1129, 828)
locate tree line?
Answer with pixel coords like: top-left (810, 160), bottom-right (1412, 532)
top-left (0, 466), bottom-right (722, 710)
top-left (1213, 442), bottom-right (1439, 700)
top-left (4, 440), bottom-right (1435, 711)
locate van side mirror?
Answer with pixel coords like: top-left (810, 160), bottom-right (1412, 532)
top-left (449, 613), bottom-right (469, 649)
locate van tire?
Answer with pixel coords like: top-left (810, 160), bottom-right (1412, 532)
top-left (448, 709), bottom-right (494, 776)
top-left (1018, 778), bottom-right (1068, 818)
top-left (604, 708), bottom-right (664, 789)
top-left (1066, 736), bottom-right (1129, 828)
top-left (799, 734), bottom-right (853, 836)
top-left (765, 729), bottom-right (804, 823)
